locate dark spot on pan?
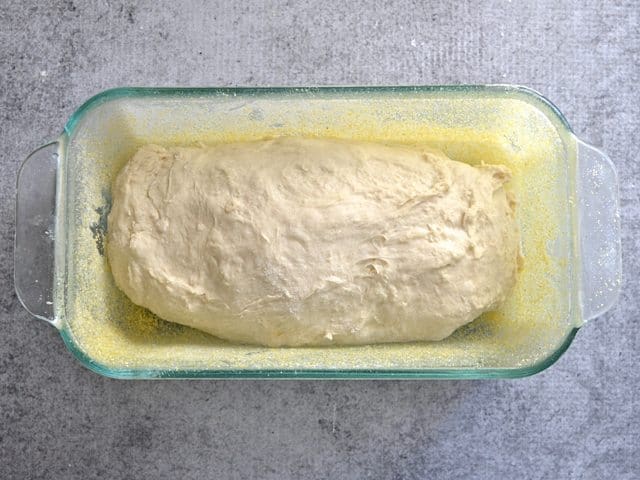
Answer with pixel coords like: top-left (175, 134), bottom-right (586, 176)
top-left (90, 189), bottom-right (112, 256)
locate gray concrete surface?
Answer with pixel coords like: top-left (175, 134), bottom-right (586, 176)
top-left (1, 1), bottom-right (638, 479)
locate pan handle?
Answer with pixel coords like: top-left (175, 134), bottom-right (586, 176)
top-left (576, 138), bottom-right (622, 322)
top-left (14, 141), bottom-right (60, 326)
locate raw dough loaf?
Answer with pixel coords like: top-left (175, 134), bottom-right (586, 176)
top-left (107, 137), bottom-right (520, 346)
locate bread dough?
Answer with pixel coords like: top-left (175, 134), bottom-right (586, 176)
top-left (107, 137), bottom-right (519, 346)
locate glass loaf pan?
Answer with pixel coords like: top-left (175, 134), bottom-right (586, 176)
top-left (15, 86), bottom-right (621, 379)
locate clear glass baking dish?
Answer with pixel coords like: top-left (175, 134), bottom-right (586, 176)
top-left (14, 86), bottom-right (621, 379)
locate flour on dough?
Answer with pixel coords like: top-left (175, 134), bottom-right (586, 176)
top-left (107, 137), bottom-right (520, 346)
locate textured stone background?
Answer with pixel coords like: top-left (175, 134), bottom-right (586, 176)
top-left (1, 1), bottom-right (638, 479)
